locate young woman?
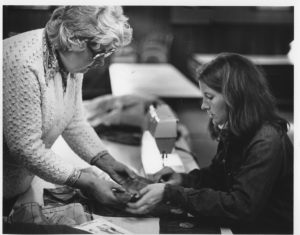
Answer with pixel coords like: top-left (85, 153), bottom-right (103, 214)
top-left (126, 53), bottom-right (293, 234)
top-left (3, 6), bottom-right (135, 214)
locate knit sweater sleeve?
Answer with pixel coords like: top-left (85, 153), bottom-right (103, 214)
top-left (3, 62), bottom-right (76, 185)
top-left (62, 75), bottom-right (107, 163)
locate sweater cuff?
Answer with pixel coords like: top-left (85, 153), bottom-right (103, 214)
top-left (65, 168), bottom-right (82, 187)
top-left (90, 150), bottom-right (109, 165)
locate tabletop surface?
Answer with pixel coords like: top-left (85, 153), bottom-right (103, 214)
top-left (193, 53), bottom-right (292, 65)
top-left (11, 102), bottom-right (230, 234)
top-left (109, 63), bottom-right (202, 98)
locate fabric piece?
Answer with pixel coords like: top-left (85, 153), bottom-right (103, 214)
top-left (112, 175), bottom-right (154, 204)
top-left (43, 186), bottom-right (186, 217)
top-left (9, 202), bottom-right (49, 225)
top-left (43, 203), bottom-right (89, 226)
top-left (8, 202), bottom-right (90, 226)
top-left (43, 186), bottom-right (130, 217)
top-left (44, 186), bottom-right (88, 206)
top-left (43, 186), bottom-right (93, 220)
top-left (44, 176), bottom-right (152, 206)
top-left (94, 124), bottom-right (142, 146)
top-left (83, 94), bottom-right (159, 128)
top-left (42, 186), bottom-right (219, 233)
top-left (121, 175), bottom-right (153, 196)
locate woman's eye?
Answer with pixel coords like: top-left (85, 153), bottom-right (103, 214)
top-left (89, 42), bottom-right (101, 50)
top-left (205, 95), bottom-right (213, 100)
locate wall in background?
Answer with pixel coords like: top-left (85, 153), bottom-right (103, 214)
top-left (123, 6), bottom-right (293, 72)
top-left (3, 6), bottom-right (54, 38)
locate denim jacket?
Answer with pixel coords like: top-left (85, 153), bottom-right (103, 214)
top-left (163, 123), bottom-right (293, 234)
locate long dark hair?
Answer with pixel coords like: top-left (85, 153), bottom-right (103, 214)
top-left (198, 53), bottom-right (288, 140)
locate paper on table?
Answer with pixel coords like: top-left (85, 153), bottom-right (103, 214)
top-left (93, 215), bottom-right (160, 234)
top-left (75, 217), bottom-right (133, 234)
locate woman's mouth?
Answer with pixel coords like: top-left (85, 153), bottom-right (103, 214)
top-left (207, 112), bottom-right (214, 118)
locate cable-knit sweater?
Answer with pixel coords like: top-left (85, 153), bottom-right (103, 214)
top-left (3, 28), bottom-right (107, 199)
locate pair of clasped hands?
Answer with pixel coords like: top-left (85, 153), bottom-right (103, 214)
top-left (84, 155), bottom-right (181, 214)
top-left (121, 167), bottom-right (183, 215)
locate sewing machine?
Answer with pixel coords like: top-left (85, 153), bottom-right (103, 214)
top-left (144, 104), bottom-right (178, 162)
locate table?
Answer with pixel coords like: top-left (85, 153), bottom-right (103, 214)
top-left (12, 129), bottom-right (209, 234)
top-left (14, 131), bottom-right (198, 207)
top-left (10, 95), bottom-right (231, 234)
top-left (109, 63), bottom-right (202, 98)
top-left (12, 128), bottom-right (230, 233)
top-left (193, 53), bottom-right (292, 65)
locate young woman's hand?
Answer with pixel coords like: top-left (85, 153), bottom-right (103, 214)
top-left (125, 183), bottom-right (166, 214)
top-left (149, 167), bottom-right (182, 185)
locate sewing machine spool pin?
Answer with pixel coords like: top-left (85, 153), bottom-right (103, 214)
top-left (161, 152), bottom-right (168, 167)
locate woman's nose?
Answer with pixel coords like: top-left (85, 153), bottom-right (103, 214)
top-left (201, 99), bottom-right (209, 110)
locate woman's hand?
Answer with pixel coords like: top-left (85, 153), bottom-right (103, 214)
top-left (149, 167), bottom-right (182, 185)
top-left (89, 178), bottom-right (125, 205)
top-left (125, 183), bottom-right (166, 214)
top-left (103, 158), bottom-right (138, 186)
top-left (73, 167), bottom-right (125, 205)
top-left (94, 153), bottom-right (137, 185)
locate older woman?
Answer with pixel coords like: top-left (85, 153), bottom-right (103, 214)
top-left (3, 6), bottom-right (135, 213)
top-left (126, 53), bottom-right (293, 234)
